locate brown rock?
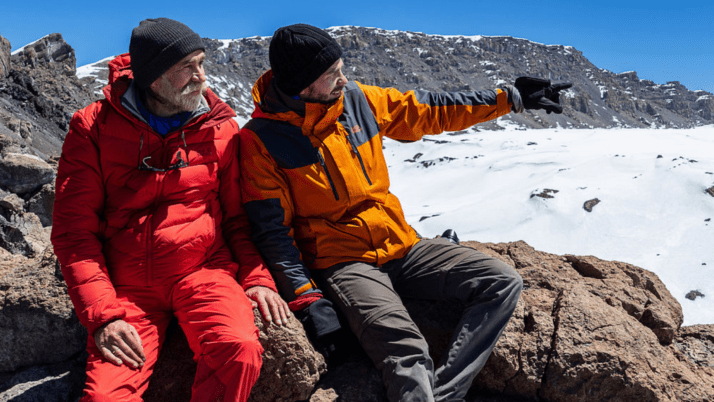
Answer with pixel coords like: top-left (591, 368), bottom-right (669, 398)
top-left (583, 198), bottom-right (600, 212)
top-left (3, 239), bottom-right (713, 402)
top-left (308, 240), bottom-right (712, 402)
top-left (144, 307), bottom-right (326, 402)
top-left (466, 240), bottom-right (713, 402)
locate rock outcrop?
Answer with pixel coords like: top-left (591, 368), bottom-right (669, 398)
top-left (0, 244), bottom-right (327, 401)
top-left (142, 311), bottom-right (326, 402)
top-left (0, 247), bottom-right (85, 373)
top-left (0, 153), bottom-right (55, 194)
top-left (0, 34), bottom-right (97, 161)
top-left (0, 35), bottom-right (10, 80)
top-left (3, 236), bottom-right (712, 402)
top-left (307, 241), bottom-right (714, 402)
top-left (464, 241), bottom-right (712, 402)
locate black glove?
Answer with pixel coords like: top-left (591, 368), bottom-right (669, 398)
top-left (295, 297), bottom-right (353, 366)
top-left (295, 297), bottom-right (341, 339)
top-left (514, 77), bottom-right (573, 114)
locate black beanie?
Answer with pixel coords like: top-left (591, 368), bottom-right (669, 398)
top-left (269, 24), bottom-right (343, 96)
top-left (129, 18), bottom-right (205, 90)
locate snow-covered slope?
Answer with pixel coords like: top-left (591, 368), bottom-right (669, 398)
top-left (385, 124), bottom-right (714, 325)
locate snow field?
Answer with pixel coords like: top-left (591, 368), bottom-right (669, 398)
top-left (385, 126), bottom-right (714, 325)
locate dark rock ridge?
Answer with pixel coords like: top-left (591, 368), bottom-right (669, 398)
top-left (79, 27), bottom-right (714, 130)
top-left (3, 27), bottom-right (714, 165)
top-left (0, 36), bottom-right (10, 80)
top-left (0, 33), bottom-right (96, 161)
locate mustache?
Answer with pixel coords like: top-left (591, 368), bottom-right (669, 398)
top-left (181, 81), bottom-right (206, 95)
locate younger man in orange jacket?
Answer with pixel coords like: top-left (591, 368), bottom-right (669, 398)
top-left (239, 24), bottom-right (570, 402)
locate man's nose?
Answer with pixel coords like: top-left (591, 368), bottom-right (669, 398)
top-left (192, 66), bottom-right (206, 82)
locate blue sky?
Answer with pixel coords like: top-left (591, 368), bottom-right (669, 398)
top-left (2, 0), bottom-right (713, 94)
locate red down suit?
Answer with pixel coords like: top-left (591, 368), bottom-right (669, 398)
top-left (50, 53), bottom-right (276, 401)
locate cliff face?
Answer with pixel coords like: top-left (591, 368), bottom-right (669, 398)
top-left (0, 33), bottom-right (96, 160)
top-left (5, 27), bottom-right (714, 163)
top-left (188, 27), bottom-right (712, 129)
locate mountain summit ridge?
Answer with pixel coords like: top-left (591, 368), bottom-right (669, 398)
top-left (2, 26), bottom-right (713, 161)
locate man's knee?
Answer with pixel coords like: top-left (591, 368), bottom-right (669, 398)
top-left (233, 337), bottom-right (263, 365)
top-left (205, 333), bottom-right (263, 369)
top-left (459, 256), bottom-right (523, 302)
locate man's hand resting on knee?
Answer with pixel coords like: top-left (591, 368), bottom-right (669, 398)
top-left (94, 319), bottom-right (146, 369)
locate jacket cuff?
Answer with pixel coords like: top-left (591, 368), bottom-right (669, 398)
top-left (288, 292), bottom-right (323, 312)
top-left (85, 305), bottom-right (127, 336)
top-left (499, 84), bottom-right (524, 113)
top-left (241, 276), bottom-right (278, 293)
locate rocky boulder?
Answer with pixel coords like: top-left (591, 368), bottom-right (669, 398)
top-left (0, 35), bottom-right (10, 80)
top-left (0, 192), bottom-right (51, 258)
top-left (0, 152), bottom-right (55, 194)
top-left (26, 182), bottom-right (55, 227)
top-left (309, 241), bottom-right (713, 402)
top-left (143, 310), bottom-right (326, 402)
top-left (2, 240), bottom-right (713, 402)
top-left (0, 241), bottom-right (326, 401)
top-left (466, 240), bottom-right (711, 402)
top-left (0, 246), bottom-right (86, 373)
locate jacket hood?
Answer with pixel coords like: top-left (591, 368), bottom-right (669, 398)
top-left (251, 70), bottom-right (345, 139)
top-left (104, 53), bottom-right (236, 128)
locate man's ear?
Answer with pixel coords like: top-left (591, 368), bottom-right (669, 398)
top-left (298, 86), bottom-right (308, 98)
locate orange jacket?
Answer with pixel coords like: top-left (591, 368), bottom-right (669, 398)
top-left (239, 70), bottom-right (512, 304)
top-left (51, 54), bottom-right (275, 335)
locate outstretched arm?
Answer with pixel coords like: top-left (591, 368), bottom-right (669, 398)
top-left (357, 77), bottom-right (571, 141)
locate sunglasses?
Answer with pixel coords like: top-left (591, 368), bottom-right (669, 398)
top-left (138, 131), bottom-right (190, 172)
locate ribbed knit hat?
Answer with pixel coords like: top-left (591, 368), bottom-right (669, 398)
top-left (269, 24), bottom-right (343, 96)
top-left (129, 18), bottom-right (205, 90)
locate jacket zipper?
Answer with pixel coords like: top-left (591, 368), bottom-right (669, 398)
top-left (145, 210), bottom-right (153, 285)
top-left (316, 149), bottom-right (339, 200)
top-left (345, 133), bottom-right (373, 185)
top-left (143, 130), bottom-right (176, 285)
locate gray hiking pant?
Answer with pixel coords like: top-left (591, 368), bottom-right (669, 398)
top-left (314, 238), bottom-right (523, 402)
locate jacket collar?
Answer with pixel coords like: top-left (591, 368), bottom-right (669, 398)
top-left (104, 53), bottom-right (235, 131)
top-left (119, 80), bottom-right (210, 129)
top-left (251, 70), bottom-right (345, 140)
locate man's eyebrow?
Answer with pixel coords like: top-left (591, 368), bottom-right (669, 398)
top-left (182, 54), bottom-right (205, 66)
